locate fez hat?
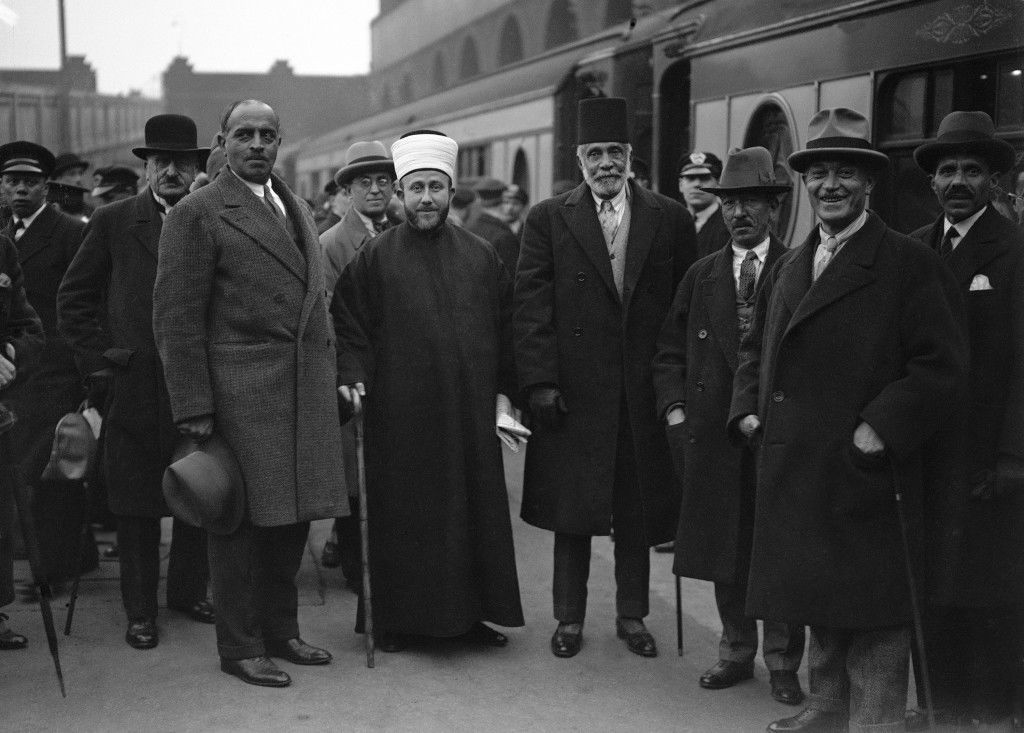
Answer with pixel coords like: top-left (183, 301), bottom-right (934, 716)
top-left (162, 433), bottom-right (245, 535)
top-left (91, 165), bottom-right (140, 198)
top-left (913, 111), bottom-right (1016, 174)
top-left (132, 114), bottom-right (211, 166)
top-left (392, 130), bottom-right (458, 184)
top-left (473, 177), bottom-right (507, 203)
top-left (788, 108), bottom-right (889, 173)
top-left (41, 411), bottom-right (97, 482)
top-left (0, 141), bottom-right (56, 178)
top-left (678, 151), bottom-right (724, 180)
top-left (334, 140), bottom-right (396, 186)
top-left (52, 152), bottom-right (89, 177)
top-left (701, 147), bottom-right (792, 196)
top-left (578, 97), bottom-right (629, 145)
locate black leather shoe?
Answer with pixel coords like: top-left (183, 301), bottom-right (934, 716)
top-left (264, 637), bottom-right (332, 665)
top-left (616, 618), bottom-right (658, 658)
top-left (220, 656), bottom-right (291, 687)
top-left (551, 627), bottom-right (582, 658)
top-left (462, 622), bottom-right (508, 647)
top-left (700, 660), bottom-right (754, 689)
top-left (769, 670), bottom-right (804, 705)
top-left (767, 708), bottom-right (847, 732)
top-left (321, 540), bottom-right (341, 568)
top-left (169, 599), bottom-right (215, 624)
top-left (0, 614), bottom-right (27, 650)
top-left (125, 618), bottom-right (158, 649)
top-left (378, 632), bottom-right (409, 653)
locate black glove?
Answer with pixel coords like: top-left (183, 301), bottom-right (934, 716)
top-left (85, 368), bottom-right (114, 410)
top-left (528, 387), bottom-right (568, 430)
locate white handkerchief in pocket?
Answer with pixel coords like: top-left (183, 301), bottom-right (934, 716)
top-left (969, 274), bottom-right (993, 291)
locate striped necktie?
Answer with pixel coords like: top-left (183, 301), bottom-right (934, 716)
top-left (813, 236), bottom-right (839, 281)
top-left (738, 250), bottom-right (758, 302)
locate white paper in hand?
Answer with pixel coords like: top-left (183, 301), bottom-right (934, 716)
top-left (496, 393), bottom-right (531, 452)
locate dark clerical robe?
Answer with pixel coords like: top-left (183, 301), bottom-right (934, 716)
top-left (332, 220), bottom-right (524, 636)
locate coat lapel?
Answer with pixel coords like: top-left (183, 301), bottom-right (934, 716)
top-left (945, 207), bottom-right (1008, 288)
top-left (342, 208), bottom-right (372, 254)
top-left (703, 245), bottom-right (741, 372)
top-left (623, 181), bottom-right (658, 307)
top-left (129, 190), bottom-right (162, 261)
top-left (217, 171), bottom-right (307, 283)
top-left (273, 173), bottom-right (317, 285)
top-left (15, 204), bottom-right (58, 263)
top-left (561, 183), bottom-right (618, 300)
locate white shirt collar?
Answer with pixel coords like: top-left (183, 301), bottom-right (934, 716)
top-left (231, 168), bottom-right (285, 213)
top-left (14, 203), bottom-right (48, 231)
top-left (732, 236), bottom-right (770, 262)
top-left (943, 205), bottom-right (987, 242)
top-left (693, 200), bottom-right (720, 232)
top-left (590, 181), bottom-right (628, 213)
top-left (355, 208), bottom-right (386, 236)
top-left (818, 209), bottom-right (868, 247)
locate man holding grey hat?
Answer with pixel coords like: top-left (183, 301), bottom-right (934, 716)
top-left (514, 96), bottom-right (697, 659)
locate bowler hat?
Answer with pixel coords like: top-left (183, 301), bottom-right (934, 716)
top-left (162, 433), bottom-right (245, 535)
top-left (914, 110), bottom-right (1016, 174)
top-left (678, 151), bottom-right (723, 180)
top-left (41, 411), bottom-right (97, 482)
top-left (701, 147), bottom-right (791, 196)
top-left (788, 108), bottom-right (889, 173)
top-left (132, 114), bottom-right (211, 166)
top-left (0, 141), bottom-right (56, 178)
top-left (91, 165), bottom-right (139, 198)
top-left (52, 152), bottom-right (90, 177)
top-left (334, 140), bottom-right (396, 186)
top-left (578, 97), bottom-right (629, 145)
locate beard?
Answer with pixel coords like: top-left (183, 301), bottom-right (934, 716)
top-left (405, 202), bottom-right (450, 233)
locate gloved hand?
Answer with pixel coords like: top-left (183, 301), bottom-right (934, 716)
top-left (86, 368), bottom-right (114, 409)
top-left (528, 387), bottom-right (568, 430)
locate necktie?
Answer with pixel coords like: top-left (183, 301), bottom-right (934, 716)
top-left (813, 236), bottom-right (839, 281)
top-left (599, 200), bottom-right (617, 249)
top-left (938, 226), bottom-right (957, 259)
top-left (738, 250), bottom-right (758, 302)
top-left (373, 219), bottom-right (387, 235)
top-left (10, 219), bottom-right (24, 241)
top-left (263, 186), bottom-right (285, 224)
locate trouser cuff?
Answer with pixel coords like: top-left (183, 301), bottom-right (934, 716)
top-left (217, 640), bottom-right (266, 661)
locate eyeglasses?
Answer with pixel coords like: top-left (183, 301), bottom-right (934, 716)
top-left (353, 175), bottom-right (393, 190)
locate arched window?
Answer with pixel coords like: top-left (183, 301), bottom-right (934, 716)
top-left (459, 36), bottom-right (480, 80)
top-left (743, 98), bottom-right (797, 242)
top-left (544, 0), bottom-right (579, 51)
top-left (498, 15), bottom-right (524, 67)
top-left (512, 148), bottom-right (530, 197)
top-left (604, 0), bottom-right (632, 26)
top-left (400, 74), bottom-right (413, 104)
top-left (380, 83), bottom-right (393, 111)
top-left (432, 52), bottom-right (447, 92)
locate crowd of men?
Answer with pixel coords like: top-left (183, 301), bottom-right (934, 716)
top-left (0, 93), bottom-right (1021, 733)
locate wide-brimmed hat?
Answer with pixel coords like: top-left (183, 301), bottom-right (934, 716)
top-left (52, 152), bottom-right (90, 177)
top-left (578, 97), bottom-right (628, 145)
top-left (162, 433), bottom-right (245, 535)
top-left (914, 110), bottom-right (1016, 174)
top-left (334, 140), bottom-right (396, 186)
top-left (132, 114), bottom-right (210, 166)
top-left (701, 147), bottom-right (791, 196)
top-left (788, 108), bottom-right (889, 173)
top-left (0, 141), bottom-right (56, 178)
top-left (91, 165), bottom-right (139, 198)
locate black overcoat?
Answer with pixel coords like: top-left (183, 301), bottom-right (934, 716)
top-left (911, 207), bottom-right (1024, 607)
top-left (57, 190), bottom-right (178, 517)
top-left (467, 211), bottom-right (521, 272)
top-left (514, 180), bottom-right (697, 542)
top-left (653, 236), bottom-right (785, 583)
top-left (696, 206), bottom-right (731, 260)
top-left (729, 212), bottom-right (967, 629)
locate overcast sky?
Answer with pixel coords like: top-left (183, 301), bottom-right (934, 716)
top-left (0, 0), bottom-right (377, 96)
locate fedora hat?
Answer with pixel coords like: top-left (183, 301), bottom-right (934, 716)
top-left (788, 108), bottom-right (889, 173)
top-left (132, 114), bottom-right (211, 166)
top-left (162, 433), bottom-right (245, 535)
top-left (334, 140), bottom-right (396, 186)
top-left (701, 147), bottom-right (791, 196)
top-left (914, 110), bottom-right (1016, 174)
top-left (41, 411), bottom-right (97, 482)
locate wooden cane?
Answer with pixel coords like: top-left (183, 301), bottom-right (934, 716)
top-left (354, 416), bottom-right (374, 668)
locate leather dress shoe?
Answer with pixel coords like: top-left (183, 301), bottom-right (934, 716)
top-left (321, 540), bottom-right (341, 569)
top-left (169, 599), bottom-right (215, 624)
top-left (125, 618), bottom-right (158, 649)
top-left (220, 656), bottom-right (291, 687)
top-left (767, 708), bottom-right (847, 732)
top-left (616, 618), bottom-right (657, 658)
top-left (551, 627), bottom-right (582, 658)
top-left (0, 614), bottom-right (27, 650)
top-left (378, 632), bottom-right (409, 653)
top-left (264, 637), bottom-right (332, 665)
top-left (699, 660), bottom-right (754, 689)
top-left (769, 670), bottom-right (805, 705)
top-left (462, 622), bottom-right (508, 647)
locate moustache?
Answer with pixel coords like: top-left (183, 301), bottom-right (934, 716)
top-left (943, 185), bottom-right (974, 198)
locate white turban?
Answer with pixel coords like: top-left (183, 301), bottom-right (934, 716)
top-left (391, 131), bottom-right (459, 185)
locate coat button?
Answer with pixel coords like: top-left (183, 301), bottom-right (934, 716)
top-left (576, 272), bottom-right (586, 283)
top-left (696, 380), bottom-right (705, 391)
top-left (697, 329), bottom-right (708, 339)
top-left (572, 326), bottom-right (583, 337)
top-left (771, 390), bottom-right (784, 402)
top-left (687, 436), bottom-right (697, 444)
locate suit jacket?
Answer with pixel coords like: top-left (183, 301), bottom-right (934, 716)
top-left (467, 210), bottom-right (520, 272)
top-left (653, 235), bottom-right (786, 583)
top-left (153, 170), bottom-right (346, 526)
top-left (514, 179), bottom-right (697, 542)
top-left (696, 206), bottom-right (732, 260)
top-left (320, 207), bottom-right (376, 299)
top-left (911, 206), bottom-right (1024, 606)
top-left (57, 190), bottom-right (178, 517)
top-left (728, 211), bottom-right (966, 628)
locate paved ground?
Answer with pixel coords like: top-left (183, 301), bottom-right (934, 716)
top-left (2, 448), bottom-right (813, 732)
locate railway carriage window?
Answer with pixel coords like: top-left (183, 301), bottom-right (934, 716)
top-left (433, 53), bottom-right (448, 93)
top-left (996, 58), bottom-right (1024, 130)
top-left (545, 0), bottom-right (579, 51)
top-left (498, 16), bottom-right (524, 67)
top-left (743, 100), bottom-right (796, 241)
top-left (458, 145), bottom-right (489, 180)
top-left (605, 0), bottom-right (633, 26)
top-left (459, 36), bottom-right (480, 80)
top-left (885, 72), bottom-right (927, 139)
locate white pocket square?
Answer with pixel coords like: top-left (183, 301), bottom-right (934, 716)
top-left (969, 274), bottom-right (993, 291)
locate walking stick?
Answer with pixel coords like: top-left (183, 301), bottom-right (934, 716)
top-left (355, 416), bottom-right (374, 669)
top-left (2, 426), bottom-right (67, 697)
top-left (891, 462), bottom-right (935, 730)
top-left (675, 574), bottom-right (683, 656)
top-left (63, 476), bottom-right (91, 636)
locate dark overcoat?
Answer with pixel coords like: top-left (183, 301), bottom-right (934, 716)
top-left (468, 211), bottom-right (521, 272)
top-left (653, 236), bottom-right (785, 583)
top-left (153, 171), bottom-right (346, 526)
top-left (729, 212), bottom-right (967, 629)
top-left (696, 206), bottom-right (732, 260)
top-left (514, 180), bottom-right (697, 542)
top-left (57, 190), bottom-right (178, 517)
top-left (0, 233), bottom-right (45, 607)
top-left (911, 206), bottom-right (1024, 607)
top-left (333, 221), bottom-right (524, 635)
